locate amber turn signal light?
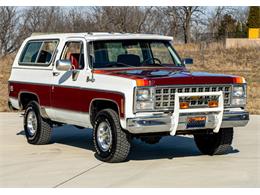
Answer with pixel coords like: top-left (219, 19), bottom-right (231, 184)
top-left (208, 100), bottom-right (218, 108)
top-left (180, 102), bottom-right (189, 109)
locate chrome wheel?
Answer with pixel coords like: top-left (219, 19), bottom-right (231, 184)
top-left (27, 110), bottom-right (38, 137)
top-left (97, 121), bottom-right (112, 152)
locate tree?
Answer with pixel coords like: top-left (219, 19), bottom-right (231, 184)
top-left (206, 7), bottom-right (249, 40)
top-left (91, 7), bottom-right (153, 33)
top-left (247, 6), bottom-right (260, 28)
top-left (22, 7), bottom-right (65, 33)
top-left (207, 7), bottom-right (227, 35)
top-left (217, 14), bottom-right (237, 39)
top-left (64, 7), bottom-right (96, 32)
top-left (177, 7), bottom-right (205, 43)
top-left (162, 7), bottom-right (182, 40)
top-left (0, 7), bottom-right (17, 56)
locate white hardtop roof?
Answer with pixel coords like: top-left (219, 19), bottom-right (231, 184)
top-left (29, 32), bottom-right (173, 41)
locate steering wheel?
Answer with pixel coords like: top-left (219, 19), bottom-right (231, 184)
top-left (141, 57), bottom-right (162, 65)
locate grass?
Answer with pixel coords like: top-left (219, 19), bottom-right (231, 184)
top-left (0, 42), bottom-right (259, 114)
top-left (175, 43), bottom-right (260, 114)
top-left (0, 55), bottom-right (14, 112)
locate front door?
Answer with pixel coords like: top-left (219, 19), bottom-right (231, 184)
top-left (51, 38), bottom-right (89, 126)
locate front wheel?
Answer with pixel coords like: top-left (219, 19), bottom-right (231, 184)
top-left (93, 109), bottom-right (131, 163)
top-left (194, 128), bottom-right (234, 155)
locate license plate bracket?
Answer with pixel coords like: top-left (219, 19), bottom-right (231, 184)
top-left (187, 116), bottom-right (206, 128)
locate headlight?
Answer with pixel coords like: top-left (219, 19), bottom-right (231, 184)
top-left (135, 88), bottom-right (154, 112)
top-left (232, 85), bottom-right (246, 106)
top-left (136, 101), bottom-right (154, 110)
top-left (233, 86), bottom-right (244, 97)
top-left (136, 89), bottom-right (151, 101)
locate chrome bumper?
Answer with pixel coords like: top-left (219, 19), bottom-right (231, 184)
top-left (126, 111), bottom-right (249, 134)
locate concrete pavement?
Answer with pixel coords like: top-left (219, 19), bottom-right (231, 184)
top-left (0, 112), bottom-right (259, 187)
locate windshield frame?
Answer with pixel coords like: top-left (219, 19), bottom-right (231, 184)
top-left (88, 39), bottom-right (184, 69)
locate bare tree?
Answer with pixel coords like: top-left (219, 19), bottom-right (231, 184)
top-left (163, 6), bottom-right (205, 43)
top-left (176, 6), bottom-right (205, 43)
top-left (91, 7), bottom-right (154, 33)
top-left (0, 6), bottom-right (252, 56)
top-left (22, 7), bottom-right (65, 33)
top-left (0, 7), bottom-right (22, 55)
top-left (162, 7), bottom-right (181, 39)
top-left (64, 7), bottom-right (96, 32)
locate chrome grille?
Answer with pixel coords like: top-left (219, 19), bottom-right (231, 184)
top-left (155, 85), bottom-right (232, 110)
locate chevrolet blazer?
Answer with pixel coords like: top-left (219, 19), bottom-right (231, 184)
top-left (8, 32), bottom-right (249, 162)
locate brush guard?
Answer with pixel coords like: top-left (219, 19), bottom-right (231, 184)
top-left (170, 91), bottom-right (224, 136)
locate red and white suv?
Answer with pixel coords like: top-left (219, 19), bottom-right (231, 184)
top-left (8, 32), bottom-right (249, 162)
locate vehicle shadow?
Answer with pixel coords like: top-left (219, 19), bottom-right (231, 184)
top-left (16, 125), bottom-right (239, 161)
top-left (16, 125), bottom-right (95, 152)
top-left (129, 136), bottom-right (239, 161)
top-left (51, 126), bottom-right (96, 152)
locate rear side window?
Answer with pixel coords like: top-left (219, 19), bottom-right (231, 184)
top-left (19, 40), bottom-right (58, 66)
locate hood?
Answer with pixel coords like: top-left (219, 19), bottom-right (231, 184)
top-left (94, 67), bottom-right (245, 86)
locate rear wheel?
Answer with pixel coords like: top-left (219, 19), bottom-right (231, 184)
top-left (24, 101), bottom-right (52, 145)
top-left (194, 128), bottom-right (233, 155)
top-left (93, 109), bottom-right (131, 163)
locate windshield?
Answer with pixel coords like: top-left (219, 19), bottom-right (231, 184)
top-left (89, 40), bottom-right (183, 69)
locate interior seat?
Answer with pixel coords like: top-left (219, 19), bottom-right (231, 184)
top-left (117, 54), bottom-right (140, 66)
top-left (68, 53), bottom-right (80, 69)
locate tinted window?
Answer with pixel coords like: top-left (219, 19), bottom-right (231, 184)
top-left (37, 41), bottom-right (58, 64)
top-left (20, 41), bottom-right (42, 63)
top-left (19, 40), bottom-right (58, 65)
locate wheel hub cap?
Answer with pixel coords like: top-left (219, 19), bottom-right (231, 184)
top-left (97, 121), bottom-right (112, 152)
top-left (27, 111), bottom-right (37, 136)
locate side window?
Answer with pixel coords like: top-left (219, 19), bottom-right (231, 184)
top-left (37, 41), bottom-right (58, 64)
top-left (61, 41), bottom-right (85, 70)
top-left (20, 42), bottom-right (42, 63)
top-left (19, 40), bottom-right (58, 65)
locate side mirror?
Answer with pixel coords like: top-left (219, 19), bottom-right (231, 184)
top-left (183, 58), bottom-right (193, 65)
top-left (56, 60), bottom-right (72, 71)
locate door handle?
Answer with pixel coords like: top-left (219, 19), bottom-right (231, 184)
top-left (53, 72), bottom-right (60, 76)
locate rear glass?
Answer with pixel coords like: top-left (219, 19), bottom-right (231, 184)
top-left (19, 40), bottom-right (58, 65)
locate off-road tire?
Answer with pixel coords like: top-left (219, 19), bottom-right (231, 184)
top-left (93, 109), bottom-right (131, 163)
top-left (194, 128), bottom-right (233, 155)
top-left (140, 136), bottom-right (162, 144)
top-left (24, 101), bottom-right (52, 145)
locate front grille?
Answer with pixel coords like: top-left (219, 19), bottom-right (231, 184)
top-left (155, 85), bottom-right (232, 110)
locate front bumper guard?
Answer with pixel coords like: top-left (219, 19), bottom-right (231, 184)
top-left (127, 92), bottom-right (249, 135)
top-left (170, 91), bottom-right (224, 135)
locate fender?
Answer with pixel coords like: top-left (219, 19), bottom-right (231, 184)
top-left (18, 91), bottom-right (49, 119)
top-left (89, 97), bottom-right (125, 120)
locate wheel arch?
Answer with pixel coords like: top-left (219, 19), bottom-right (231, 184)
top-left (19, 91), bottom-right (40, 110)
top-left (89, 98), bottom-right (122, 126)
top-left (19, 92), bottom-right (49, 119)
